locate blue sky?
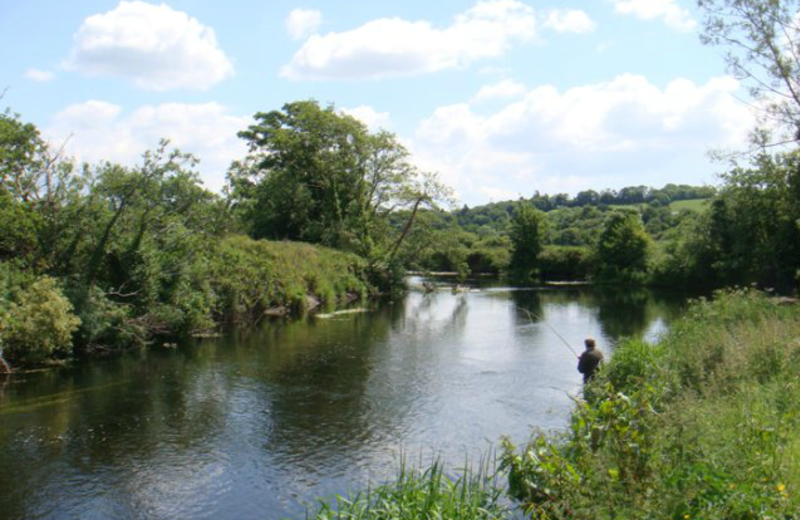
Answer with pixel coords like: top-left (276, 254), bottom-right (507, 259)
top-left (0, 0), bottom-right (755, 205)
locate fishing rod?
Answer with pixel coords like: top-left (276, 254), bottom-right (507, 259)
top-left (516, 306), bottom-right (580, 358)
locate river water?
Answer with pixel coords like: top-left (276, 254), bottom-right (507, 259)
top-left (0, 279), bottom-right (687, 519)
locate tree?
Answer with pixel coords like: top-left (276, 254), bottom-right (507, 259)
top-left (0, 109), bottom-right (84, 270)
top-left (698, 0), bottom-right (800, 143)
top-left (594, 211), bottom-right (651, 283)
top-left (229, 100), bottom-right (452, 264)
top-left (575, 189), bottom-right (600, 206)
top-left (697, 1), bottom-right (800, 291)
top-left (710, 150), bottom-right (800, 289)
top-left (510, 203), bottom-right (546, 279)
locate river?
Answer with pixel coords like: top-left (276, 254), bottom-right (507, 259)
top-left (0, 279), bottom-right (688, 519)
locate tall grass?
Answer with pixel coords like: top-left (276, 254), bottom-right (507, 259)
top-left (209, 235), bottom-right (367, 324)
top-left (306, 457), bottom-right (508, 520)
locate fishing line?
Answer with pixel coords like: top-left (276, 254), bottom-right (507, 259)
top-left (516, 306), bottom-right (580, 358)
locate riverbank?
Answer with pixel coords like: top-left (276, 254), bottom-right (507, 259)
top-left (0, 235), bottom-right (369, 369)
top-left (304, 289), bottom-right (800, 519)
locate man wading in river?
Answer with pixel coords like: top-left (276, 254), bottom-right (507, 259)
top-left (577, 338), bottom-right (603, 384)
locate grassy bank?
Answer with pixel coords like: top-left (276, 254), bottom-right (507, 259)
top-left (504, 288), bottom-right (800, 519)
top-left (0, 235), bottom-right (369, 367)
top-left (304, 290), bottom-right (800, 519)
top-left (210, 235), bottom-right (367, 322)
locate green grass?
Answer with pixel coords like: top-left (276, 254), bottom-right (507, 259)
top-left (503, 289), bottom-right (800, 519)
top-left (306, 458), bottom-right (508, 520)
top-left (210, 235), bottom-right (368, 323)
top-left (605, 198), bottom-right (710, 213)
top-left (668, 198), bottom-right (709, 212)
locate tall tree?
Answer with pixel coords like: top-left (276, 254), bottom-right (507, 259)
top-left (697, 0), bottom-right (800, 291)
top-left (228, 100), bottom-right (451, 263)
top-left (510, 203), bottom-right (545, 279)
top-left (594, 211), bottom-right (651, 283)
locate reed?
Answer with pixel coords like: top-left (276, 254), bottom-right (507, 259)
top-left (306, 455), bottom-right (507, 520)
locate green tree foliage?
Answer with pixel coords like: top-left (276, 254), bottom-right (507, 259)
top-left (698, 0), bottom-right (800, 142)
top-left (538, 246), bottom-right (591, 281)
top-left (0, 276), bottom-right (80, 364)
top-left (0, 109), bottom-right (49, 201)
top-left (594, 211), bottom-right (651, 283)
top-left (0, 189), bottom-right (39, 263)
top-left (510, 204), bottom-right (546, 279)
top-left (709, 151), bottom-right (800, 289)
top-left (0, 108), bottom-right (372, 364)
top-left (228, 100), bottom-right (451, 265)
top-left (0, 109), bottom-right (83, 271)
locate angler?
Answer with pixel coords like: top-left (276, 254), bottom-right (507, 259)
top-left (577, 338), bottom-right (603, 384)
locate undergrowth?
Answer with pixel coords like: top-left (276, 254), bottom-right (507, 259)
top-left (502, 288), bottom-right (800, 519)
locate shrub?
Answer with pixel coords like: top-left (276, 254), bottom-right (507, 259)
top-left (1, 276), bottom-right (80, 363)
top-left (69, 284), bottom-right (144, 351)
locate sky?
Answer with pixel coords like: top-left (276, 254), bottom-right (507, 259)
top-left (0, 0), bottom-right (757, 206)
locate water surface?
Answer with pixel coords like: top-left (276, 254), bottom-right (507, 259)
top-left (0, 281), bottom-right (687, 519)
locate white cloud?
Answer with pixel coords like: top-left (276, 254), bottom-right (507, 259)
top-left (341, 105), bottom-right (391, 130)
top-left (65, 1), bottom-right (234, 91)
top-left (411, 75), bottom-right (753, 204)
top-left (25, 69), bottom-right (55, 82)
top-left (286, 8), bottom-right (322, 40)
top-left (281, 0), bottom-right (536, 80)
top-left (610, 0), bottom-right (696, 32)
top-left (45, 101), bottom-right (249, 191)
top-left (542, 9), bottom-right (596, 34)
top-left (472, 79), bottom-right (527, 103)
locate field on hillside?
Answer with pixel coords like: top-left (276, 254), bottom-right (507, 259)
top-left (669, 198), bottom-right (709, 212)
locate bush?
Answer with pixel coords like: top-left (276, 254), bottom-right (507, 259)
top-left (69, 284), bottom-right (144, 351)
top-left (1, 276), bottom-right (80, 363)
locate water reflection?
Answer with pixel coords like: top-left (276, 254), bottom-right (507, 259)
top-left (0, 282), bottom-right (688, 519)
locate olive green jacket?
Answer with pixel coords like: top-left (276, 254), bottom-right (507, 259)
top-left (578, 347), bottom-right (603, 383)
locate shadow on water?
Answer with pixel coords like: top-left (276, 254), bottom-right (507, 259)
top-left (0, 280), bottom-right (691, 520)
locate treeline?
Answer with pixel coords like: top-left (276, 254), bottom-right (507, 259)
top-left (400, 193), bottom-right (705, 281)
top-left (526, 184), bottom-right (715, 209)
top-left (454, 183), bottom-right (714, 232)
top-left (402, 154), bottom-right (800, 293)
top-left (4, 91), bottom-right (800, 365)
top-left (2, 102), bottom-right (437, 367)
